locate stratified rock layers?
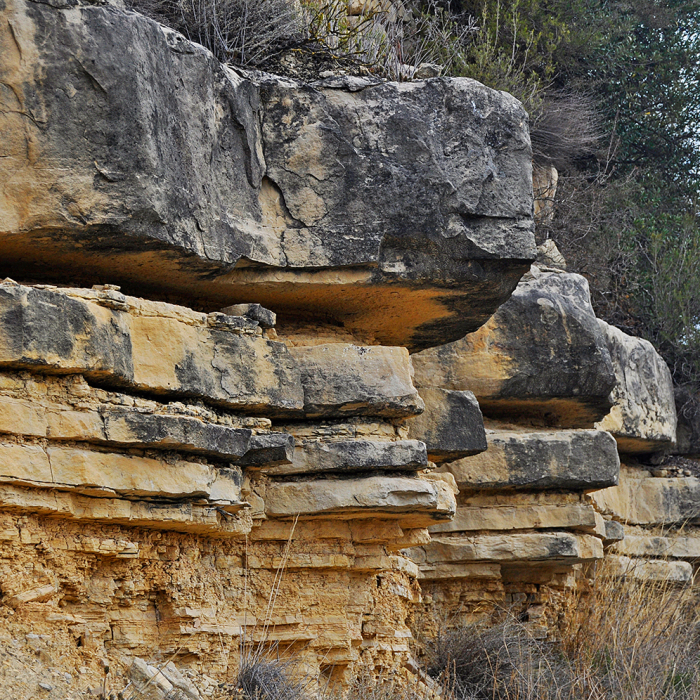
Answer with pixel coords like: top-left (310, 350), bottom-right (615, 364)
top-left (0, 282), bottom-right (459, 697)
top-left (4, 0), bottom-right (693, 695)
top-left (406, 264), bottom-right (691, 640)
top-left (0, 0), bottom-right (535, 350)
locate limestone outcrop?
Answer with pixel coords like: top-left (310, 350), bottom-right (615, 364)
top-left (0, 0), bottom-right (696, 695)
top-left (405, 267), bottom-right (620, 629)
top-left (0, 0), bottom-right (535, 350)
top-left (596, 320), bottom-right (677, 453)
top-left (411, 266), bottom-right (617, 426)
top-left (0, 0), bottom-right (540, 692)
top-left (405, 263), bottom-right (696, 639)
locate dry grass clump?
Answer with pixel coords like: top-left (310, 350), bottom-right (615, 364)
top-left (420, 560), bottom-right (700, 700)
top-left (127, 0), bottom-right (306, 66)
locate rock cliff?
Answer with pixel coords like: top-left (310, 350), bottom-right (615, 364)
top-left (0, 0), bottom-right (695, 697)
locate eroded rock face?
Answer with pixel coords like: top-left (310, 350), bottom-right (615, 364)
top-left (405, 388), bottom-right (487, 463)
top-left (591, 465), bottom-right (700, 525)
top-left (439, 429), bottom-right (620, 492)
top-left (596, 321), bottom-right (676, 453)
top-left (0, 0), bottom-right (535, 350)
top-left (0, 278), bottom-right (455, 696)
top-left (412, 267), bottom-right (616, 426)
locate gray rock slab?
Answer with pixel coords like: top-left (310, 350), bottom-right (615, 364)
top-left (264, 439), bottom-right (428, 476)
top-left (263, 475), bottom-right (455, 522)
top-left (407, 388), bottom-right (486, 463)
top-left (409, 532), bottom-right (603, 566)
top-left (412, 267), bottom-right (616, 426)
top-left (0, 0), bottom-right (534, 350)
top-left (596, 321), bottom-right (676, 453)
top-left (612, 534), bottom-right (700, 561)
top-left (288, 344), bottom-right (424, 418)
top-left (236, 433), bottom-right (295, 467)
top-left (0, 442), bottom-right (242, 502)
top-left (0, 282), bottom-right (303, 414)
top-left (101, 410), bottom-right (252, 458)
top-left (606, 555), bottom-right (693, 583)
top-left (429, 503), bottom-right (600, 534)
top-left (440, 429), bottom-right (620, 491)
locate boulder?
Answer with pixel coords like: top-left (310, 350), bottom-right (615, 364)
top-left (406, 388), bottom-right (487, 463)
top-left (412, 267), bottom-right (616, 426)
top-left (438, 429), bottom-right (619, 491)
top-left (596, 321), bottom-right (676, 453)
top-left (0, 0), bottom-right (534, 350)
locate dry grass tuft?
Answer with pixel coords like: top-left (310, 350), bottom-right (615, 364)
top-left (420, 560), bottom-right (700, 700)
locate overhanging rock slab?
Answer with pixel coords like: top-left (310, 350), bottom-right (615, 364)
top-left (412, 267), bottom-right (616, 425)
top-left (0, 281), bottom-right (303, 414)
top-left (0, 0), bottom-right (535, 350)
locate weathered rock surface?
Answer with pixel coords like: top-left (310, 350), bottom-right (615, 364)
top-left (0, 0), bottom-right (535, 349)
top-left (596, 321), bottom-right (676, 453)
top-left (605, 555), bottom-right (693, 583)
top-left (288, 344), bottom-right (424, 418)
top-left (439, 429), bottom-right (619, 491)
top-left (237, 432), bottom-right (295, 467)
top-left (673, 387), bottom-right (700, 456)
top-left (412, 267), bottom-right (616, 426)
top-left (430, 502), bottom-right (602, 534)
top-left (410, 532), bottom-right (603, 569)
top-left (0, 441), bottom-right (243, 502)
top-left (591, 466), bottom-right (700, 525)
top-left (612, 533), bottom-right (700, 560)
top-left (262, 475), bottom-right (456, 522)
top-left (0, 281), bottom-right (303, 413)
top-left (406, 388), bottom-right (486, 463)
top-left (265, 439), bottom-right (428, 476)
